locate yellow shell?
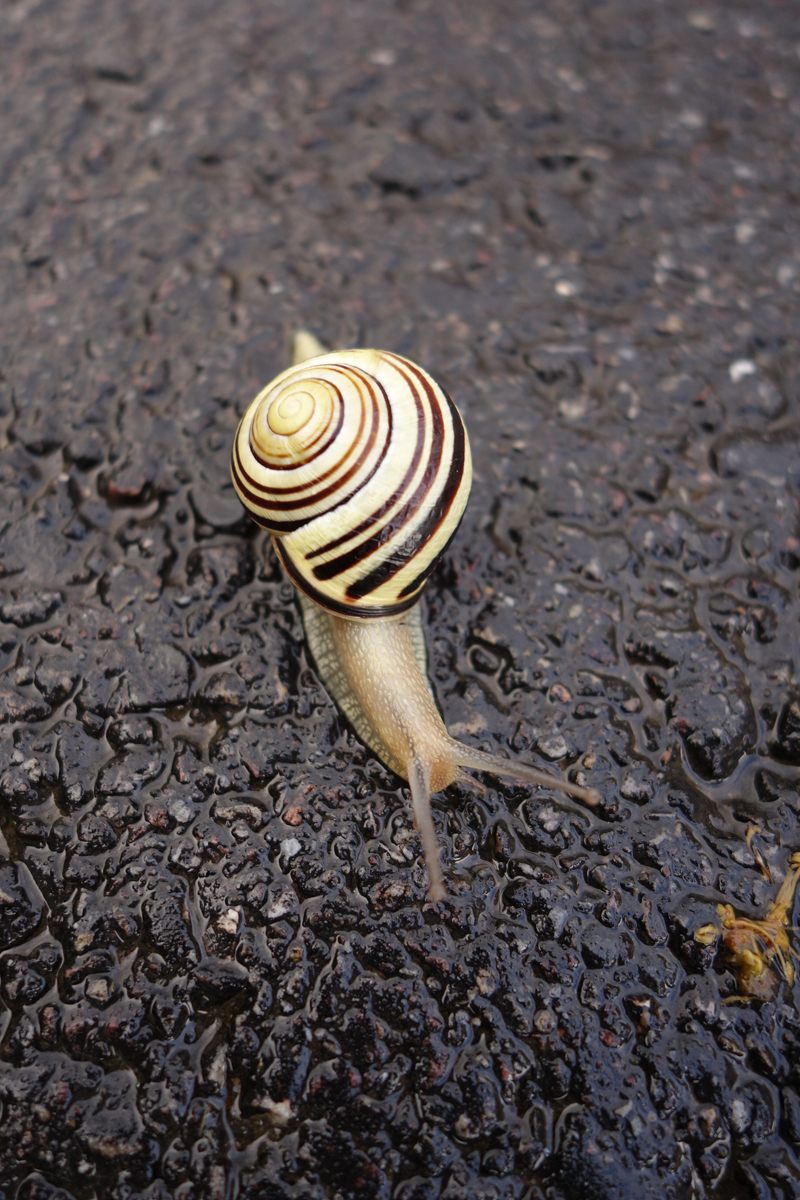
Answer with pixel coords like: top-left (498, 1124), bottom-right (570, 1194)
top-left (231, 348), bottom-right (472, 618)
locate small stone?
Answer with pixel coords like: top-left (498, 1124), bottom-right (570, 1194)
top-left (102, 459), bottom-right (155, 503)
top-left (0, 863), bottom-right (44, 950)
top-left (212, 799), bottom-right (265, 828)
top-left (97, 746), bottom-right (165, 796)
top-left (266, 888), bottom-right (298, 921)
top-left (537, 734), bottom-right (569, 760)
top-left (186, 545), bottom-right (255, 602)
top-left (581, 925), bottom-right (623, 968)
top-left (34, 654), bottom-right (79, 704)
top-left (143, 887), bottom-right (198, 967)
top-left (15, 420), bottom-right (67, 455)
top-left (0, 592), bottom-right (61, 628)
top-left (63, 854), bottom-right (102, 889)
top-left (199, 670), bottom-right (248, 710)
top-left (189, 485), bottom-right (250, 532)
top-left (534, 1008), bottom-right (556, 1033)
top-left (774, 698), bottom-right (800, 763)
top-left (96, 796), bottom-right (140, 828)
top-left (85, 977), bottom-right (110, 1003)
top-left (0, 955), bottom-right (48, 1005)
top-left (452, 1071), bottom-right (502, 1139)
top-left (0, 681), bottom-right (50, 725)
top-left (67, 1069), bottom-right (144, 1157)
top-left (260, 1098), bottom-right (294, 1126)
top-left (166, 794), bottom-right (197, 825)
top-left (107, 716), bottom-right (157, 747)
top-left (668, 677), bottom-right (756, 780)
top-left (99, 564), bottom-right (162, 611)
top-left (369, 877), bottom-right (414, 911)
top-left (729, 358), bottom-right (757, 382)
top-left (559, 397), bottom-right (589, 421)
top-left (688, 11), bottom-right (716, 31)
top-left (76, 814), bottom-right (118, 853)
top-left (168, 838), bottom-right (203, 873)
top-left (217, 907), bottom-right (240, 936)
top-left (742, 527), bottom-right (771, 560)
top-left (67, 428), bottom-right (106, 469)
top-left (190, 958), bottom-right (250, 1005)
top-left (620, 775), bottom-right (654, 804)
top-left (144, 804), bottom-right (170, 829)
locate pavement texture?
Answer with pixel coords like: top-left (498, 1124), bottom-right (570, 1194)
top-left (1, 1), bottom-right (800, 1197)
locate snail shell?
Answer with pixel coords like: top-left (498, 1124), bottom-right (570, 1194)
top-left (231, 347), bottom-right (472, 619)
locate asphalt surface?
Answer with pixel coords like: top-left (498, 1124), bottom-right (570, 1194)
top-left (2, 1), bottom-right (800, 1197)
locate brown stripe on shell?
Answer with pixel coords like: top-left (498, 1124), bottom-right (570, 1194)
top-left (313, 354), bottom-right (446, 587)
top-left (248, 363), bottom-right (383, 475)
top-left (310, 360), bottom-right (431, 580)
top-left (397, 506), bottom-right (463, 598)
top-left (232, 366), bottom-right (397, 533)
top-left (241, 369), bottom-right (381, 496)
top-left (304, 364), bottom-right (423, 561)
top-left (344, 356), bottom-right (460, 599)
top-left (250, 383), bottom-right (338, 464)
top-left (248, 377), bottom-right (346, 471)
top-left (273, 535), bottom-right (421, 618)
top-left (237, 389), bottom-right (369, 511)
top-left (392, 374), bottom-right (467, 596)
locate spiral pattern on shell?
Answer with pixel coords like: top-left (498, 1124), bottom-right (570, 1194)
top-left (231, 348), bottom-right (473, 617)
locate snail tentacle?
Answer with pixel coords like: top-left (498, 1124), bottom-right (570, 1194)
top-left (409, 757), bottom-right (445, 902)
top-left (292, 329), bottom-right (327, 364)
top-left (449, 743), bottom-right (601, 808)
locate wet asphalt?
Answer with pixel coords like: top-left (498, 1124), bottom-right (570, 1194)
top-left (1, 1), bottom-right (800, 1197)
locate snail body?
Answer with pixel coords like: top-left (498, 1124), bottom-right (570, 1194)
top-left (232, 333), bottom-right (598, 899)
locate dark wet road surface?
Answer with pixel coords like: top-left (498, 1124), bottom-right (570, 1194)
top-left (1, 2), bottom-right (800, 1197)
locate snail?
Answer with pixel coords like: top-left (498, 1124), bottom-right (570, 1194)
top-left (231, 331), bottom-right (599, 899)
